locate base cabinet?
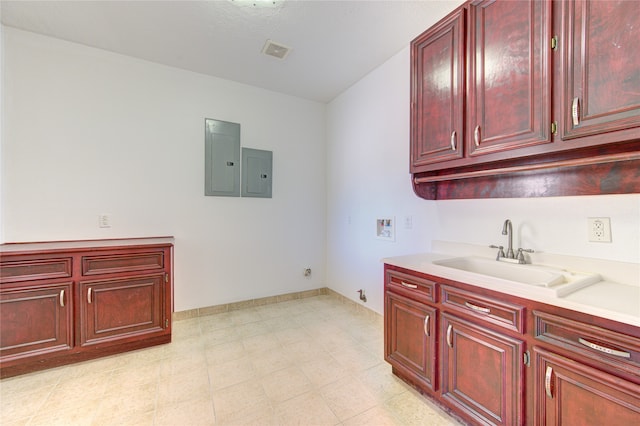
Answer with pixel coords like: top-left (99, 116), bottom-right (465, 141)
top-left (80, 274), bottom-right (166, 346)
top-left (385, 291), bottom-right (437, 393)
top-left (534, 348), bottom-right (640, 425)
top-left (384, 263), bottom-right (640, 426)
top-left (0, 281), bottom-right (73, 361)
top-left (442, 314), bottom-right (524, 426)
top-left (0, 240), bottom-right (173, 378)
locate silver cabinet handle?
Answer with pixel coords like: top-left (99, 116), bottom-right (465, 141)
top-left (400, 281), bottom-right (418, 289)
top-left (545, 366), bottom-right (553, 398)
top-left (572, 97), bottom-right (580, 126)
top-left (465, 301), bottom-right (490, 314)
top-left (446, 324), bottom-right (453, 348)
top-left (59, 289), bottom-right (65, 307)
top-left (87, 287), bottom-right (93, 304)
top-left (424, 315), bottom-right (430, 337)
top-left (474, 125), bottom-right (481, 147)
top-left (450, 131), bottom-right (457, 151)
top-left (578, 338), bottom-right (631, 358)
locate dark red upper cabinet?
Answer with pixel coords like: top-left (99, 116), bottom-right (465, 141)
top-left (410, 8), bottom-right (466, 171)
top-left (467, 0), bottom-right (551, 156)
top-left (411, 0), bottom-right (552, 174)
top-left (410, 0), bottom-right (640, 199)
top-left (559, 0), bottom-right (640, 143)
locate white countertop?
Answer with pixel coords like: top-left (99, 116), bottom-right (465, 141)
top-left (383, 241), bottom-right (640, 328)
top-left (0, 237), bottom-right (175, 253)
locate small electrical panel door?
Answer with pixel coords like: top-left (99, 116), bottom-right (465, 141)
top-left (242, 148), bottom-right (273, 198)
top-left (205, 119), bottom-right (240, 197)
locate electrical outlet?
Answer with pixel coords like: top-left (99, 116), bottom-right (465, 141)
top-left (588, 217), bottom-right (611, 242)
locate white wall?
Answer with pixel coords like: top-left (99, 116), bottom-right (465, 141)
top-left (2, 27), bottom-right (327, 311)
top-left (326, 46), bottom-right (640, 314)
top-left (0, 17), bottom-right (4, 243)
top-left (3, 25), bottom-right (639, 318)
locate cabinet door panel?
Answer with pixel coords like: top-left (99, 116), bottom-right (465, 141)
top-left (80, 274), bottom-right (165, 346)
top-left (411, 8), bottom-right (465, 169)
top-left (442, 314), bottom-right (524, 426)
top-left (561, 0), bottom-right (640, 140)
top-left (385, 291), bottom-right (437, 392)
top-left (0, 282), bottom-right (73, 360)
top-left (468, 0), bottom-right (551, 156)
top-left (534, 347), bottom-right (640, 425)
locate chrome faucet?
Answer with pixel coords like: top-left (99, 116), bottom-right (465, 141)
top-left (490, 219), bottom-right (534, 264)
top-left (502, 219), bottom-right (515, 259)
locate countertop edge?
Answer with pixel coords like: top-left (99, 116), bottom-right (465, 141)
top-left (0, 237), bottom-right (175, 252)
top-left (383, 252), bottom-right (640, 328)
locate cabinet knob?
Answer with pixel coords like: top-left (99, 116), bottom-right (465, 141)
top-left (450, 131), bottom-right (457, 151)
top-left (424, 315), bottom-right (430, 337)
top-left (446, 324), bottom-right (453, 348)
top-left (87, 287), bottom-right (93, 304)
top-left (59, 289), bottom-right (65, 308)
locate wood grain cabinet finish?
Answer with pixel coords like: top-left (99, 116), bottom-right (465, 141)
top-left (466, 0), bottom-right (551, 157)
top-left (559, 0), bottom-right (640, 143)
top-left (410, 7), bottom-right (466, 170)
top-left (411, 0), bottom-right (551, 172)
top-left (384, 264), bottom-right (640, 426)
top-left (534, 347), bottom-right (640, 425)
top-left (385, 291), bottom-right (437, 394)
top-left (0, 282), bottom-right (73, 361)
top-left (0, 242), bottom-right (172, 378)
top-left (410, 0), bottom-right (640, 199)
top-left (441, 313), bottom-right (524, 426)
top-left (80, 274), bottom-right (166, 346)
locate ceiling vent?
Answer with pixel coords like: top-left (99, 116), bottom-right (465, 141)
top-left (262, 40), bottom-right (291, 60)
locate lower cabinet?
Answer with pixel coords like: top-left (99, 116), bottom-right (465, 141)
top-left (79, 274), bottom-right (166, 346)
top-left (385, 291), bottom-right (437, 393)
top-left (0, 281), bottom-right (73, 361)
top-left (534, 348), bottom-right (640, 425)
top-left (384, 264), bottom-right (640, 426)
top-left (0, 240), bottom-right (173, 378)
top-left (441, 313), bottom-right (524, 426)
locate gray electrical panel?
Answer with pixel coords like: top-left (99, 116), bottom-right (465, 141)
top-left (241, 148), bottom-right (273, 198)
top-left (205, 119), bottom-right (240, 197)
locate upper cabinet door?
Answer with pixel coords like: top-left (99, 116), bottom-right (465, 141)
top-left (467, 0), bottom-right (551, 156)
top-left (410, 8), bottom-right (466, 171)
top-left (561, 0), bottom-right (640, 141)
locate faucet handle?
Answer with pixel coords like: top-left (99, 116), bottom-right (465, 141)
top-left (490, 245), bottom-right (505, 260)
top-left (516, 248), bottom-right (534, 264)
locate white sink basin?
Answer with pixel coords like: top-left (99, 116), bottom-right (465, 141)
top-left (433, 256), bottom-right (601, 297)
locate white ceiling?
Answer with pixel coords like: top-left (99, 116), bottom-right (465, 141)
top-left (0, 0), bottom-right (462, 103)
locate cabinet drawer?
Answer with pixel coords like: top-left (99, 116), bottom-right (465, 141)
top-left (441, 285), bottom-right (524, 333)
top-left (534, 311), bottom-right (640, 379)
top-left (1, 258), bottom-right (73, 283)
top-left (386, 270), bottom-right (436, 304)
top-left (82, 251), bottom-right (165, 276)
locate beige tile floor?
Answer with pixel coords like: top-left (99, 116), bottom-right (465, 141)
top-left (0, 295), bottom-right (461, 426)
